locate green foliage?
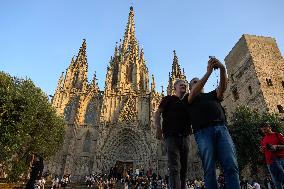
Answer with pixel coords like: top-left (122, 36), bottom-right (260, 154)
top-left (228, 106), bottom-right (284, 175)
top-left (0, 71), bottom-right (65, 181)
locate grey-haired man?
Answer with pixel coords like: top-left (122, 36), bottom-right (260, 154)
top-left (155, 79), bottom-right (191, 189)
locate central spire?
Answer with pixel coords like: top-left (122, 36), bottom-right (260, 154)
top-left (104, 6), bottom-right (149, 94)
top-left (122, 6), bottom-right (138, 54)
top-left (171, 50), bottom-right (183, 78)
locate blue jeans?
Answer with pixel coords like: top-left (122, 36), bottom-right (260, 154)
top-left (194, 125), bottom-right (240, 189)
top-left (165, 136), bottom-right (190, 189)
top-left (267, 159), bottom-right (284, 189)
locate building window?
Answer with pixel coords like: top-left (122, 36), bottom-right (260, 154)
top-left (277, 105), bottom-right (284, 113)
top-left (231, 74), bottom-right (234, 82)
top-left (282, 81), bottom-right (284, 88)
top-left (232, 88), bottom-right (239, 101)
top-left (248, 86), bottom-right (252, 95)
top-left (266, 78), bottom-right (273, 86)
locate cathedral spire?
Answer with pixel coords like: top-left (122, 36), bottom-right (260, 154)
top-left (167, 50), bottom-right (187, 95)
top-left (63, 39), bottom-right (89, 91)
top-left (122, 6), bottom-right (138, 54)
top-left (114, 42), bottom-right (119, 56)
top-left (151, 74), bottom-right (156, 92)
top-left (76, 39), bottom-right (87, 65)
top-left (57, 71), bottom-right (65, 90)
top-left (140, 48), bottom-right (145, 63)
top-left (171, 50), bottom-right (182, 78)
top-left (91, 71), bottom-right (99, 93)
top-left (104, 6), bottom-right (149, 94)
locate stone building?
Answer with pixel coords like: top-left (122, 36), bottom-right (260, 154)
top-left (47, 8), bottom-right (284, 182)
top-left (222, 34), bottom-right (284, 121)
top-left (46, 7), bottom-right (202, 181)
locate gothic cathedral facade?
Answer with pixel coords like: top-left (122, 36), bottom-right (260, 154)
top-left (46, 7), bottom-right (202, 181)
top-left (46, 7), bottom-right (284, 181)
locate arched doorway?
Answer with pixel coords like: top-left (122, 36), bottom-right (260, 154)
top-left (97, 127), bottom-right (152, 173)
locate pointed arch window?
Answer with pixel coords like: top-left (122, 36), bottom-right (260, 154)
top-left (73, 71), bottom-right (79, 84)
top-left (277, 105), bottom-right (284, 113)
top-left (83, 131), bottom-right (92, 152)
top-left (231, 74), bottom-right (234, 82)
top-left (232, 88), bottom-right (239, 101)
top-left (64, 99), bottom-right (78, 123)
top-left (85, 100), bottom-right (97, 124)
top-left (127, 64), bottom-right (133, 83)
top-left (266, 78), bottom-right (273, 86)
top-left (248, 86), bottom-right (252, 95)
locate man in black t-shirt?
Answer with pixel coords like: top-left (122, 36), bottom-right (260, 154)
top-left (187, 57), bottom-right (240, 189)
top-left (155, 79), bottom-right (191, 189)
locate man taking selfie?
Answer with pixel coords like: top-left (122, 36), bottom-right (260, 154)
top-left (187, 57), bottom-right (240, 189)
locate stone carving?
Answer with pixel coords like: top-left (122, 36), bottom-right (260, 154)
top-left (118, 97), bottom-right (137, 123)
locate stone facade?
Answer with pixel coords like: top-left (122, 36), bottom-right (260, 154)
top-left (46, 7), bottom-right (202, 181)
top-left (46, 14), bottom-right (284, 181)
top-left (222, 34), bottom-right (284, 121)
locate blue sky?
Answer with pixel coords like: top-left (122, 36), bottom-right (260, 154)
top-left (1, 0), bottom-right (283, 95)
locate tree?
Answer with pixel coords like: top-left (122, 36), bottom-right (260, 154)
top-left (0, 72), bottom-right (65, 181)
top-left (228, 106), bottom-right (284, 177)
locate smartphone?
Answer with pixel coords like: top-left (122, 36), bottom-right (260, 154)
top-left (209, 56), bottom-right (218, 70)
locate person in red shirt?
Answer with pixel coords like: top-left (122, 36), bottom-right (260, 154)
top-left (260, 123), bottom-right (284, 189)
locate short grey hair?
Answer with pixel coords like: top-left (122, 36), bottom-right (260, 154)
top-left (188, 77), bottom-right (199, 90)
top-left (173, 79), bottom-right (186, 89)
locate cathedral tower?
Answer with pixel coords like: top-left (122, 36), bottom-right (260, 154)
top-left (167, 50), bottom-right (187, 95)
top-left (95, 6), bottom-right (160, 174)
top-left (222, 34), bottom-right (284, 120)
top-left (47, 40), bottom-right (102, 178)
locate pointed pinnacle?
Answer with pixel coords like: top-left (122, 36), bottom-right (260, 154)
top-left (82, 39), bottom-right (87, 49)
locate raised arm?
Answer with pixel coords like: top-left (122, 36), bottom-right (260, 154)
top-left (215, 60), bottom-right (227, 100)
top-left (188, 59), bottom-right (215, 104)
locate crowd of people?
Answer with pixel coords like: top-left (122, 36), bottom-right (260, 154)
top-left (29, 169), bottom-right (275, 189)
top-left (80, 167), bottom-right (238, 189)
top-left (82, 170), bottom-right (206, 189)
top-left (81, 170), bottom-right (276, 189)
top-left (50, 174), bottom-right (71, 189)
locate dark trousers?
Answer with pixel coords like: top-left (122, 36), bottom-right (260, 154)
top-left (25, 178), bottom-right (36, 189)
top-left (165, 136), bottom-right (189, 189)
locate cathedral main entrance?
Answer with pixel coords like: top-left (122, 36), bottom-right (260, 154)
top-left (97, 127), bottom-right (152, 173)
top-left (115, 161), bottom-right (133, 176)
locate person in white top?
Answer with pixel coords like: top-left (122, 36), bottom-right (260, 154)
top-left (247, 182), bottom-right (253, 189)
top-left (252, 181), bottom-right (261, 189)
top-left (38, 176), bottom-right (46, 189)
